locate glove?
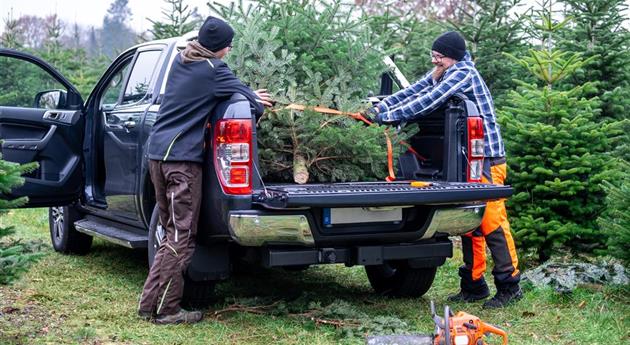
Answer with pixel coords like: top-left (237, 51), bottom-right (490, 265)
top-left (361, 107), bottom-right (380, 124)
top-left (376, 113), bottom-right (401, 127)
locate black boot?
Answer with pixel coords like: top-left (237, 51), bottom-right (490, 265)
top-left (447, 284), bottom-right (490, 303)
top-left (483, 286), bottom-right (523, 309)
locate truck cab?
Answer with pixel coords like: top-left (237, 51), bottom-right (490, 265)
top-left (0, 33), bottom-right (511, 306)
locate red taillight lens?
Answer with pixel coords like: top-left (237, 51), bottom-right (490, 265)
top-left (214, 119), bottom-right (252, 195)
top-left (467, 117), bottom-right (484, 182)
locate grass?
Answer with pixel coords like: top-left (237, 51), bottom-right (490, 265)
top-left (1, 208), bottom-right (629, 344)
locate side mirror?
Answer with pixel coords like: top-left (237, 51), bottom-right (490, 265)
top-left (34, 89), bottom-right (67, 109)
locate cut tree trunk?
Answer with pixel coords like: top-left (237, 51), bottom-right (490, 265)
top-left (293, 153), bottom-right (309, 184)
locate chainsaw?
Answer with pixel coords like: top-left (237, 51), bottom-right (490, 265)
top-left (366, 301), bottom-right (508, 345)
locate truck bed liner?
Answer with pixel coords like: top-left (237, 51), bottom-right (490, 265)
top-left (253, 181), bottom-right (513, 208)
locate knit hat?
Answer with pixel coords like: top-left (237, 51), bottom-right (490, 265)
top-left (197, 16), bottom-right (234, 52)
top-left (432, 31), bottom-right (466, 61)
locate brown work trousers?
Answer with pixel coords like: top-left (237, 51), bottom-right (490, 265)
top-left (459, 157), bottom-right (520, 293)
top-left (138, 160), bottom-right (202, 316)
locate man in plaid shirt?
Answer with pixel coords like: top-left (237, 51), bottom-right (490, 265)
top-left (370, 31), bottom-right (522, 309)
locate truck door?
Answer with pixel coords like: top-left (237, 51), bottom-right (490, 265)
top-left (0, 49), bottom-right (85, 207)
top-left (101, 48), bottom-right (164, 220)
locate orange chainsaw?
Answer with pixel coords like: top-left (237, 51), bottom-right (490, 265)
top-left (431, 301), bottom-right (508, 345)
top-left (366, 301), bottom-right (508, 345)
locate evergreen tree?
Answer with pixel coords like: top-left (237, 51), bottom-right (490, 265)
top-left (560, 0), bottom-right (630, 121)
top-left (1, 10), bottom-right (22, 49)
top-left (363, 6), bottom-right (442, 80)
top-left (499, 0), bottom-right (623, 261)
top-left (101, 0), bottom-right (136, 58)
top-left (211, 0), bottom-right (404, 183)
top-left (0, 155), bottom-right (41, 285)
top-left (87, 26), bottom-right (100, 57)
top-left (597, 160), bottom-right (630, 264)
top-left (450, 0), bottom-right (531, 100)
top-left (148, 0), bottom-right (201, 39)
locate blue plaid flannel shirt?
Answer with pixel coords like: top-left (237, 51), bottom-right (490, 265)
top-left (375, 52), bottom-right (505, 158)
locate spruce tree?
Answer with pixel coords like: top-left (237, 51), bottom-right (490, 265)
top-left (499, 0), bottom-right (622, 261)
top-left (211, 0), bottom-right (406, 183)
top-left (148, 0), bottom-right (201, 40)
top-left (0, 155), bottom-right (40, 285)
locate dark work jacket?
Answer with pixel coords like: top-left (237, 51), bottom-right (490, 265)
top-left (147, 54), bottom-right (264, 162)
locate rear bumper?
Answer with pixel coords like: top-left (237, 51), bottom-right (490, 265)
top-left (261, 241), bottom-right (453, 267)
top-left (227, 204), bottom-right (485, 246)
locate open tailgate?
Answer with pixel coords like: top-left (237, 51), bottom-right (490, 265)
top-left (253, 181), bottom-right (513, 208)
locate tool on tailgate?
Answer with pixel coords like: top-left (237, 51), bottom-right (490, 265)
top-left (366, 301), bottom-right (508, 345)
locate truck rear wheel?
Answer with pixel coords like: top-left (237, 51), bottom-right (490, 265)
top-left (365, 261), bottom-right (437, 297)
top-left (49, 205), bottom-right (92, 254)
top-left (147, 205), bottom-right (216, 307)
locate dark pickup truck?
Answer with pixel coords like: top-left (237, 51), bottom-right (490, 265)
top-left (0, 32), bottom-right (512, 305)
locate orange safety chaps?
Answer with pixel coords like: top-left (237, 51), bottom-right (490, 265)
top-left (459, 158), bottom-right (520, 292)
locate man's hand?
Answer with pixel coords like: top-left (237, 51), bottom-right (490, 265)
top-left (375, 112), bottom-right (401, 127)
top-left (254, 89), bottom-right (274, 108)
top-left (361, 106), bottom-right (380, 124)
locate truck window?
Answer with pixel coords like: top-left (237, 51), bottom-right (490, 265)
top-left (101, 63), bottom-right (132, 109)
top-left (120, 50), bottom-right (162, 106)
top-left (0, 56), bottom-right (66, 109)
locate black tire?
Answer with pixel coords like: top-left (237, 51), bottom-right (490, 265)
top-left (147, 205), bottom-right (216, 308)
top-left (49, 205), bottom-right (92, 254)
top-left (365, 261), bottom-right (437, 297)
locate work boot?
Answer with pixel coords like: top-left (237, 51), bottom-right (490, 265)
top-left (447, 289), bottom-right (490, 303)
top-left (138, 310), bottom-right (153, 321)
top-left (154, 309), bottom-right (203, 325)
top-left (482, 287), bottom-right (523, 309)
top-left (447, 284), bottom-right (490, 303)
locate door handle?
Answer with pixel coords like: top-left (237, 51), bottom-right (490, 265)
top-left (123, 120), bottom-right (136, 129)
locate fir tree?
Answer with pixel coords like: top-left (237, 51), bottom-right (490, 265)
top-left (450, 0), bottom-right (531, 100)
top-left (0, 155), bottom-right (41, 285)
top-left (363, 6), bottom-right (442, 80)
top-left (560, 0), bottom-right (630, 121)
top-left (211, 0), bottom-right (403, 183)
top-left (499, 0), bottom-right (623, 261)
top-left (148, 0), bottom-right (201, 39)
top-left (597, 160), bottom-right (630, 264)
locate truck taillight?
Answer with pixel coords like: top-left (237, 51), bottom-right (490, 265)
top-left (467, 117), bottom-right (484, 182)
top-left (214, 119), bottom-right (252, 195)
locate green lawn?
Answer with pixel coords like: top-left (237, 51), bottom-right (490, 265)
top-left (1, 208), bottom-right (628, 344)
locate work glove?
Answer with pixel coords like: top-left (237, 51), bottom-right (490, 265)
top-left (361, 107), bottom-right (381, 125)
top-left (375, 112), bottom-right (402, 127)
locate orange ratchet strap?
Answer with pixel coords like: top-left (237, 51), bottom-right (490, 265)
top-left (282, 104), bottom-right (426, 182)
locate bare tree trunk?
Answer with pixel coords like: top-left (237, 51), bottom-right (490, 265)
top-left (293, 153), bottom-right (309, 184)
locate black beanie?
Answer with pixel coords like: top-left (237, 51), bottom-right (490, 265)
top-left (198, 16), bottom-right (234, 52)
top-left (432, 31), bottom-right (466, 61)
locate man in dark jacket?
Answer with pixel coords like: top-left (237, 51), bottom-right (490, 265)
top-left (137, 16), bottom-right (272, 324)
top-left (369, 31), bottom-right (521, 309)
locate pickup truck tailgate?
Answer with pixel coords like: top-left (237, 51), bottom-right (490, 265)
top-left (253, 181), bottom-right (513, 208)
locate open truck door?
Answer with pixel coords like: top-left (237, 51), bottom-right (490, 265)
top-left (0, 49), bottom-right (85, 207)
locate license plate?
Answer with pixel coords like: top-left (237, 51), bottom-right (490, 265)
top-left (323, 207), bottom-right (403, 226)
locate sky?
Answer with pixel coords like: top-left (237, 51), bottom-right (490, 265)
top-left (1, 0), bottom-right (628, 35)
top-left (0, 0), bottom-right (247, 34)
